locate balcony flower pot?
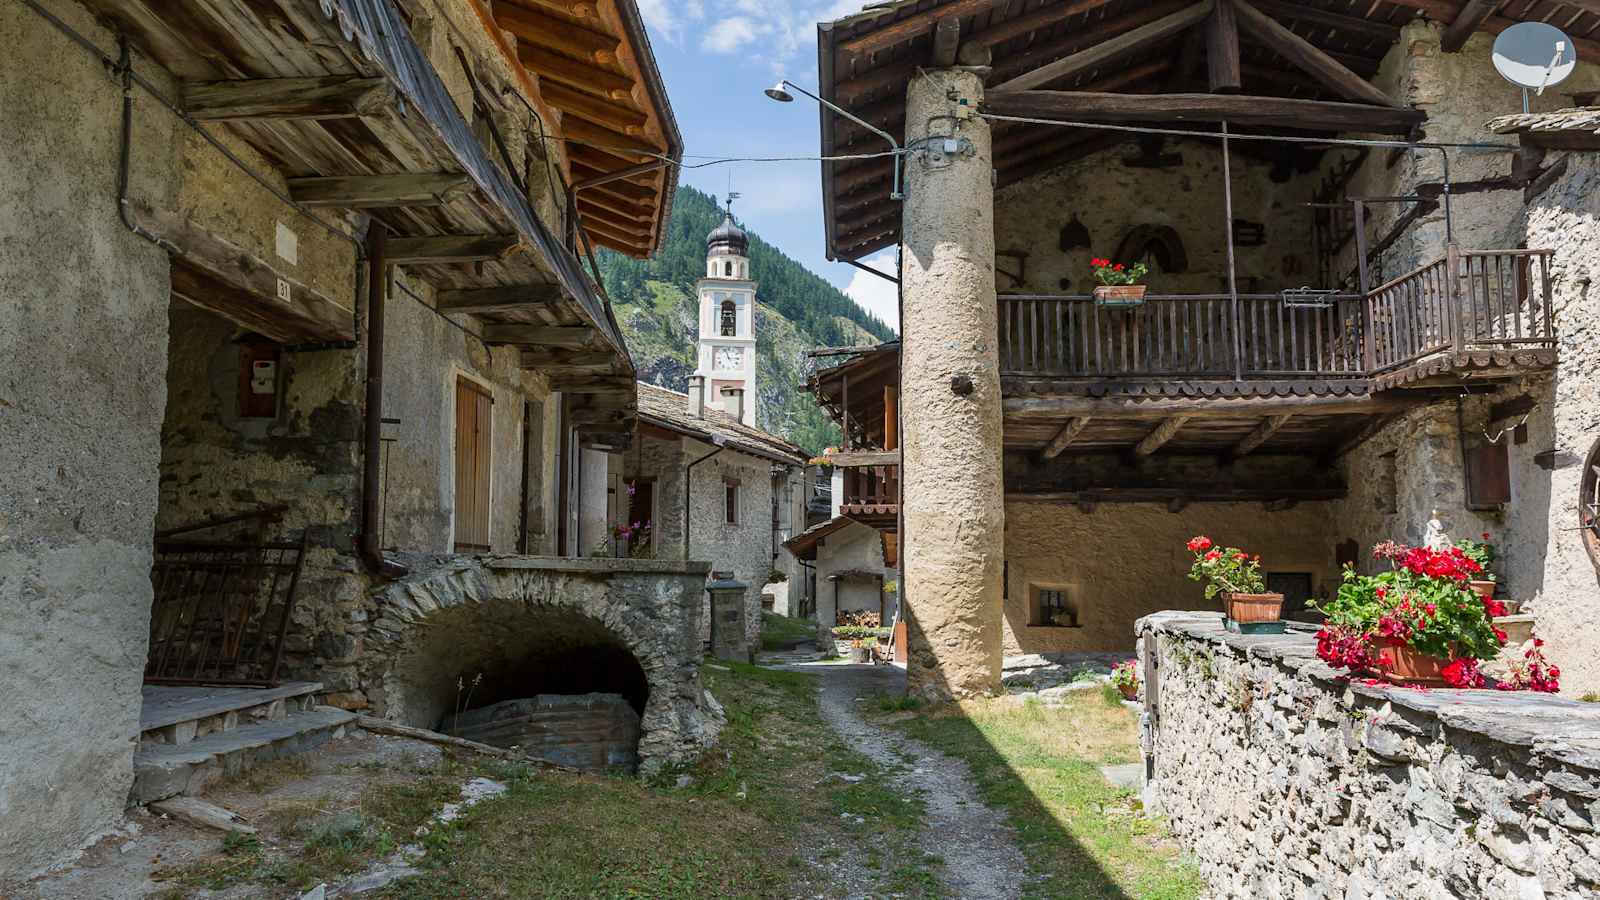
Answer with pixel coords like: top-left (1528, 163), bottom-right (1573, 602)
top-left (1093, 284), bottom-right (1147, 308)
top-left (1379, 643), bottom-right (1451, 687)
top-left (1222, 592), bottom-right (1284, 624)
top-left (1469, 580), bottom-right (1497, 601)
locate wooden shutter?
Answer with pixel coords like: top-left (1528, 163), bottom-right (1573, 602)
top-left (454, 377), bottom-right (493, 552)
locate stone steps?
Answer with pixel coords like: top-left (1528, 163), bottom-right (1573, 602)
top-left (131, 707), bottom-right (355, 805)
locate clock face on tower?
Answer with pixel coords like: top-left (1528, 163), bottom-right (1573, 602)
top-left (714, 346), bottom-right (743, 370)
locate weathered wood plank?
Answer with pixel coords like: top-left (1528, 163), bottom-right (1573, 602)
top-left (982, 90), bottom-right (1424, 132)
top-left (436, 284), bottom-right (563, 314)
top-left (1041, 416), bottom-right (1093, 458)
top-left (1004, 392), bottom-right (1421, 419)
top-left (1233, 0), bottom-right (1399, 107)
top-left (517, 43), bottom-right (634, 99)
top-left (995, 1), bottom-right (1214, 92)
top-left (1229, 414), bottom-right (1293, 458)
top-left (182, 75), bottom-right (395, 121)
top-left (496, 4), bottom-right (619, 63)
top-left (287, 173), bottom-right (473, 208)
top-left (386, 234), bottom-right (519, 264)
top-left (1134, 415), bottom-right (1192, 456)
top-left (482, 325), bottom-right (598, 347)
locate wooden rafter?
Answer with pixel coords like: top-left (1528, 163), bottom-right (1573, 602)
top-left (181, 76), bottom-right (394, 121)
top-left (1041, 417), bottom-right (1092, 458)
top-left (1232, 0), bottom-right (1399, 107)
top-left (482, 325), bottom-right (597, 347)
top-left (497, 4), bottom-right (619, 63)
top-left (836, 0), bottom-right (992, 58)
top-left (386, 234), bottom-right (519, 265)
top-left (436, 284), bottom-right (563, 314)
top-left (1249, 0), bottom-right (1401, 44)
top-left (995, 1), bottom-right (1215, 92)
top-left (286, 173), bottom-right (472, 208)
top-left (1442, 0), bottom-right (1504, 53)
top-left (1228, 414), bottom-right (1293, 459)
top-left (1135, 416), bottom-right (1192, 456)
top-left (542, 80), bottom-right (648, 133)
top-left (982, 90), bottom-right (1424, 133)
top-left (516, 43), bottom-right (634, 100)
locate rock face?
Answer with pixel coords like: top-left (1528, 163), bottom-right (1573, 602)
top-left (445, 694), bottom-right (642, 773)
top-left (1139, 612), bottom-right (1600, 899)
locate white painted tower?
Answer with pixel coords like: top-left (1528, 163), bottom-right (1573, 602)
top-left (693, 201), bottom-right (758, 426)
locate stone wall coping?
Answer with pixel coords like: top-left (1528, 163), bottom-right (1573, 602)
top-left (481, 555), bottom-right (714, 576)
top-left (1138, 611), bottom-right (1600, 776)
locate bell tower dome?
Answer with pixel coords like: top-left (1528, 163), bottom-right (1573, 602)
top-left (693, 197), bottom-right (758, 426)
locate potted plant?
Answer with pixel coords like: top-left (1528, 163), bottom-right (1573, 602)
top-left (1110, 660), bottom-right (1140, 701)
top-left (1312, 541), bottom-right (1505, 687)
top-left (1091, 257), bottom-right (1149, 307)
top-left (1455, 533), bottom-right (1499, 602)
top-left (1186, 536), bottom-right (1283, 630)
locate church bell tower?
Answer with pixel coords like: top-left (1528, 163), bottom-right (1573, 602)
top-left (694, 196), bottom-right (758, 426)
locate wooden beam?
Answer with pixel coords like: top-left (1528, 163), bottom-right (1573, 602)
top-left (1232, 0), bottom-right (1399, 107)
top-left (520, 349), bottom-right (620, 369)
top-left (1134, 416), bottom-right (1191, 456)
top-left (1004, 390), bottom-right (1422, 419)
top-left (1041, 416), bottom-right (1093, 458)
top-left (971, 0), bottom-right (1120, 49)
top-left (287, 174), bottom-right (472, 208)
top-left (182, 75), bottom-right (394, 121)
top-left (831, 449), bottom-right (901, 467)
top-left (932, 15), bottom-right (962, 67)
top-left (995, 1), bottom-right (1213, 92)
top-left (436, 284), bottom-right (563, 315)
top-left (386, 234), bottom-right (519, 265)
top-left (541, 80), bottom-right (648, 132)
top-left (524, 0), bottom-right (599, 18)
top-left (1206, 0), bottom-right (1242, 93)
top-left (1229, 414), bottom-right (1292, 459)
top-left (482, 325), bottom-right (596, 348)
top-left (1248, 1), bottom-right (1400, 44)
top-left (496, 4), bottom-right (619, 63)
top-left (982, 89), bottom-right (1424, 133)
top-left (516, 43), bottom-right (634, 100)
top-left (1441, 0), bottom-right (1502, 53)
top-left (836, 0), bottom-right (993, 58)
top-left (1009, 485), bottom-right (1345, 503)
top-left (562, 116), bottom-right (660, 158)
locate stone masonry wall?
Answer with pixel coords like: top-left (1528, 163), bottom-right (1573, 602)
top-left (0, 0), bottom-right (179, 879)
top-left (1141, 612), bottom-right (1600, 900)
top-left (813, 518), bottom-right (896, 650)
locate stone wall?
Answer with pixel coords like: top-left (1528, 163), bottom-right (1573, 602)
top-left (0, 0), bottom-right (179, 878)
top-left (1003, 500), bottom-right (1341, 656)
top-left (1140, 612), bottom-right (1600, 899)
top-left (360, 557), bottom-right (722, 773)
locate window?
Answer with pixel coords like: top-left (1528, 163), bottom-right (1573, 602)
top-left (1266, 572), bottom-right (1315, 616)
top-left (454, 376), bottom-right (493, 552)
top-left (1030, 585), bottom-right (1076, 627)
top-left (724, 478), bottom-right (740, 525)
top-left (627, 479), bottom-right (655, 554)
top-left (1376, 450), bottom-right (1398, 515)
top-left (720, 300), bottom-right (737, 337)
top-left (724, 260), bottom-right (733, 276)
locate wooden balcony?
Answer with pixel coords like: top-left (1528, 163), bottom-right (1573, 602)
top-left (833, 450), bottom-right (899, 525)
top-left (999, 248), bottom-right (1556, 387)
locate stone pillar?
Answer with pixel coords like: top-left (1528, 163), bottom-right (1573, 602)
top-left (900, 69), bottom-right (1004, 699)
top-left (706, 572), bottom-right (750, 662)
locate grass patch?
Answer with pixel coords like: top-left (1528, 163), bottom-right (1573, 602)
top-left (760, 611), bottom-right (816, 650)
top-left (887, 693), bottom-right (1202, 900)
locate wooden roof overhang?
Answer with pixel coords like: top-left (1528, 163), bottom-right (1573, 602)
top-left (482, 0), bottom-right (682, 258)
top-left (806, 343), bottom-right (901, 447)
top-left (815, 0), bottom-right (1600, 261)
top-left (82, 0), bottom-right (641, 434)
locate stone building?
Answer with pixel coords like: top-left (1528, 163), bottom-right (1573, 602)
top-left (0, 0), bottom-right (725, 882)
top-left (806, 1), bottom-right (1600, 700)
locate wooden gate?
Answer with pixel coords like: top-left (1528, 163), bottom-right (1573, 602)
top-left (454, 377), bottom-right (493, 552)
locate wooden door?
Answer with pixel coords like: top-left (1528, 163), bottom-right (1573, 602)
top-left (454, 377), bottom-right (493, 552)
top-left (627, 480), bottom-right (655, 554)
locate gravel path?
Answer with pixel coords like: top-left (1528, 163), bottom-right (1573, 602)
top-left (798, 661), bottom-right (1028, 899)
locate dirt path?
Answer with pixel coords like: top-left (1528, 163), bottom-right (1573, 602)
top-left (797, 661), bottom-right (1029, 899)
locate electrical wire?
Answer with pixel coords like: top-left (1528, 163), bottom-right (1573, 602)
top-left (976, 111), bottom-right (1520, 153)
top-left (533, 134), bottom-right (908, 169)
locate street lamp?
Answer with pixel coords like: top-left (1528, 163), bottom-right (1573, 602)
top-left (765, 79), bottom-right (903, 200)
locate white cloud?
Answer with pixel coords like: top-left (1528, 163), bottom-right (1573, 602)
top-left (702, 16), bottom-right (760, 53)
top-left (638, 0), bottom-right (706, 43)
top-left (842, 249), bottom-right (899, 334)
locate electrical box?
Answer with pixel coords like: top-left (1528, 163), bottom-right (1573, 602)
top-left (238, 340), bottom-right (280, 419)
top-left (250, 360), bottom-right (277, 395)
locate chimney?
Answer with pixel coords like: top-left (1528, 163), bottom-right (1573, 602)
top-left (687, 375), bottom-right (705, 418)
top-left (721, 387), bottom-right (745, 421)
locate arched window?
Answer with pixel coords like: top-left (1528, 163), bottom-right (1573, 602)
top-left (720, 300), bottom-right (737, 337)
top-left (724, 261), bottom-right (734, 277)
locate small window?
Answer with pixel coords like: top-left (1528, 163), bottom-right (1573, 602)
top-left (720, 300), bottom-right (737, 337)
top-left (724, 479), bottom-right (739, 525)
top-left (1376, 450), bottom-right (1398, 515)
top-left (724, 260), bottom-right (733, 276)
top-left (1030, 585), bottom-right (1076, 627)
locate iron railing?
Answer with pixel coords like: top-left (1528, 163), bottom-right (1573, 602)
top-left (997, 246), bottom-right (1555, 380)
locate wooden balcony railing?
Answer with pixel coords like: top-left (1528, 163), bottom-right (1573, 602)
top-left (997, 247), bottom-right (1555, 380)
top-left (834, 450), bottom-right (899, 519)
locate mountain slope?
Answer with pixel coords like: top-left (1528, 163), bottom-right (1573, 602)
top-left (598, 185), bottom-right (893, 454)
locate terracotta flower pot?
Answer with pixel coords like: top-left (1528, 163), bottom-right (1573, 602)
top-left (1093, 284), bottom-right (1147, 307)
top-left (1117, 682), bottom-right (1139, 701)
top-left (1222, 592), bottom-right (1284, 624)
top-left (1380, 643), bottom-right (1450, 686)
top-left (1469, 580), bottom-right (1497, 601)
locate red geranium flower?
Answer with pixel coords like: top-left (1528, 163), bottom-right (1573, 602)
top-left (1187, 536), bottom-right (1212, 552)
top-left (1204, 549), bottom-right (1222, 561)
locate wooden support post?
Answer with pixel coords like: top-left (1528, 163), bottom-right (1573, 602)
top-left (1206, 0), bottom-right (1242, 93)
top-left (287, 173), bottom-right (473, 208)
top-left (1041, 416), bottom-right (1092, 459)
top-left (1135, 416), bottom-right (1191, 456)
top-left (181, 76), bottom-right (395, 121)
top-left (1229, 414), bottom-right (1292, 459)
top-left (884, 385), bottom-right (900, 451)
top-left (1353, 200), bottom-right (1377, 372)
top-left (932, 16), bottom-right (961, 67)
top-left (1448, 242), bottom-right (1465, 351)
top-left (1222, 121), bottom-right (1243, 381)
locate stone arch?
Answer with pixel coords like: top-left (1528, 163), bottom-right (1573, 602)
top-left (359, 558), bottom-right (721, 773)
top-left (1115, 224), bottom-right (1188, 274)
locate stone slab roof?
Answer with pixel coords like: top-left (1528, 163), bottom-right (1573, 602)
top-left (1489, 107), bottom-right (1600, 135)
top-left (636, 382), bottom-right (807, 467)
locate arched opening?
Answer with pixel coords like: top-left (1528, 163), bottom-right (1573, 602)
top-left (1115, 224), bottom-right (1188, 275)
top-left (724, 260), bottom-right (733, 276)
top-left (388, 601), bottom-right (649, 771)
top-left (720, 299), bottom-right (737, 336)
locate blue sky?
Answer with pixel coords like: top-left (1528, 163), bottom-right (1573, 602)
top-left (636, 0), bottom-right (901, 332)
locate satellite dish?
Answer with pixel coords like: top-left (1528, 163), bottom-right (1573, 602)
top-left (1493, 22), bottom-right (1577, 110)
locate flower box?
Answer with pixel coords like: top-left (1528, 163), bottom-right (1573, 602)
top-left (1093, 284), bottom-right (1147, 307)
top-left (1379, 643), bottom-right (1450, 686)
top-left (1469, 580), bottom-right (1497, 601)
top-left (1223, 592), bottom-right (1284, 624)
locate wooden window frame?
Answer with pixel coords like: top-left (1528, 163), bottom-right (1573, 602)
top-left (723, 477), bottom-right (740, 526)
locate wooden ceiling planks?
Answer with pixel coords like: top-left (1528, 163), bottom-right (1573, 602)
top-left (816, 0), bottom-right (1600, 259)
